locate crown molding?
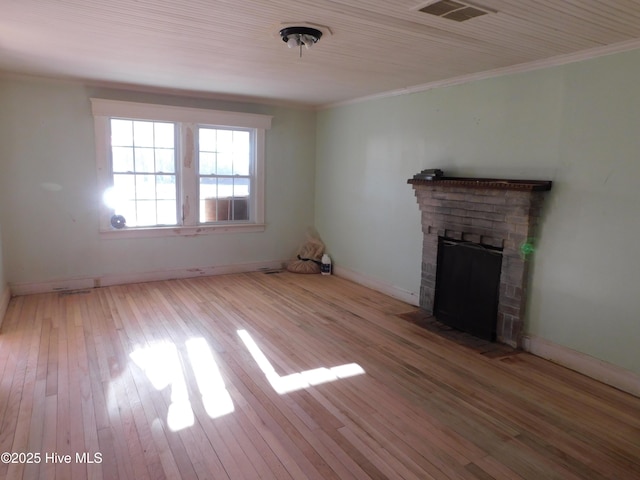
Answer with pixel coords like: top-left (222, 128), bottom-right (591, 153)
top-left (0, 71), bottom-right (317, 111)
top-left (320, 38), bottom-right (640, 110)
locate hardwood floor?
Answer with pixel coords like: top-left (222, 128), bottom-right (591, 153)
top-left (0, 271), bottom-right (638, 479)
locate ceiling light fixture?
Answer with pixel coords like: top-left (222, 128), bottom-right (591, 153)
top-left (279, 26), bottom-right (323, 57)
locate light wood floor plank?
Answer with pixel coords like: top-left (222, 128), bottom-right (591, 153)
top-left (0, 272), bottom-right (639, 479)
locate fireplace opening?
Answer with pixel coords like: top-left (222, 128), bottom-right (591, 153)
top-left (434, 237), bottom-right (503, 341)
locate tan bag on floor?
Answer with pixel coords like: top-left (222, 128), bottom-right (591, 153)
top-left (286, 229), bottom-right (325, 274)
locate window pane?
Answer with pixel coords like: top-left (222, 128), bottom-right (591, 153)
top-left (154, 122), bottom-right (174, 148)
top-left (233, 131), bottom-right (250, 175)
top-left (199, 152), bottom-right (216, 175)
top-left (233, 177), bottom-right (250, 198)
top-left (134, 147), bottom-right (155, 173)
top-left (200, 197), bottom-right (216, 223)
top-left (136, 175), bottom-right (156, 200)
top-left (113, 174), bottom-right (136, 201)
top-left (156, 148), bottom-right (175, 173)
top-left (217, 177), bottom-right (233, 198)
top-left (229, 197), bottom-right (248, 220)
top-left (157, 200), bottom-right (177, 225)
top-left (156, 175), bottom-right (176, 200)
top-left (217, 150), bottom-right (233, 175)
top-left (232, 154), bottom-right (249, 176)
top-left (111, 119), bottom-right (133, 146)
top-left (217, 129), bottom-right (233, 153)
top-left (112, 147), bottom-right (134, 172)
top-left (199, 177), bottom-right (217, 199)
top-left (199, 128), bottom-right (217, 152)
top-left (133, 121), bottom-right (155, 147)
top-left (136, 200), bottom-right (157, 226)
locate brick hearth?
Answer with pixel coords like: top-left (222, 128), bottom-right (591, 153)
top-left (408, 177), bottom-right (552, 348)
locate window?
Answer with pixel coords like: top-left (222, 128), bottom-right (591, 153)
top-left (91, 99), bottom-right (272, 237)
top-left (198, 127), bottom-right (251, 223)
top-left (109, 119), bottom-right (177, 227)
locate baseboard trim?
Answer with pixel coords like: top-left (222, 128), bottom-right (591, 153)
top-left (522, 335), bottom-right (640, 398)
top-left (9, 259), bottom-right (287, 296)
top-left (333, 265), bottom-right (419, 306)
top-left (326, 267), bottom-right (639, 397)
top-left (0, 284), bottom-right (10, 328)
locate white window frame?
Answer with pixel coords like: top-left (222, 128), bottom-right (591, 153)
top-left (91, 99), bottom-right (272, 238)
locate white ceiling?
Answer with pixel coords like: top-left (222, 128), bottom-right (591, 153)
top-left (2, 0), bottom-right (640, 107)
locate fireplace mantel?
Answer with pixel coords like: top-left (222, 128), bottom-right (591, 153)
top-left (409, 174), bottom-right (552, 348)
top-left (407, 177), bottom-right (552, 191)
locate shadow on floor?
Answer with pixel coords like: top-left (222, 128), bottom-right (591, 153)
top-left (397, 309), bottom-right (521, 359)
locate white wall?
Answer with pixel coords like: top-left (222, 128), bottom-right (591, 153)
top-left (315, 48), bottom-right (640, 375)
top-left (0, 77), bottom-right (317, 289)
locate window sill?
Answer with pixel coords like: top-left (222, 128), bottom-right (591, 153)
top-left (99, 223), bottom-right (266, 239)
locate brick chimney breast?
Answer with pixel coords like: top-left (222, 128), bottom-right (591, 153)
top-left (408, 176), bottom-right (552, 348)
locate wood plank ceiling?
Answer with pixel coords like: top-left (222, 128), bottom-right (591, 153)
top-left (2, 0), bottom-right (640, 107)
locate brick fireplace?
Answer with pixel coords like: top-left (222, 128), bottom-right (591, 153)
top-left (408, 176), bottom-right (552, 348)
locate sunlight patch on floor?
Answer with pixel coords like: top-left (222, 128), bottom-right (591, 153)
top-left (130, 338), bottom-right (234, 431)
top-left (186, 337), bottom-right (235, 419)
top-left (237, 329), bottom-right (365, 394)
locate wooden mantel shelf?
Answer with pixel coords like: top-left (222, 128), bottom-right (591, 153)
top-left (407, 176), bottom-right (552, 191)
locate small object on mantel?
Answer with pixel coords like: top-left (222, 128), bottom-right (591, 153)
top-left (413, 168), bottom-right (444, 181)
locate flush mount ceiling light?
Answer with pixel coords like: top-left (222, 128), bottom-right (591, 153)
top-left (279, 26), bottom-right (323, 57)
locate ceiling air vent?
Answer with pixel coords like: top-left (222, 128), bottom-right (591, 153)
top-left (419, 0), bottom-right (491, 22)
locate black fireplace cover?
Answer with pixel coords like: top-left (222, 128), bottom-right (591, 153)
top-left (434, 238), bottom-right (503, 341)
